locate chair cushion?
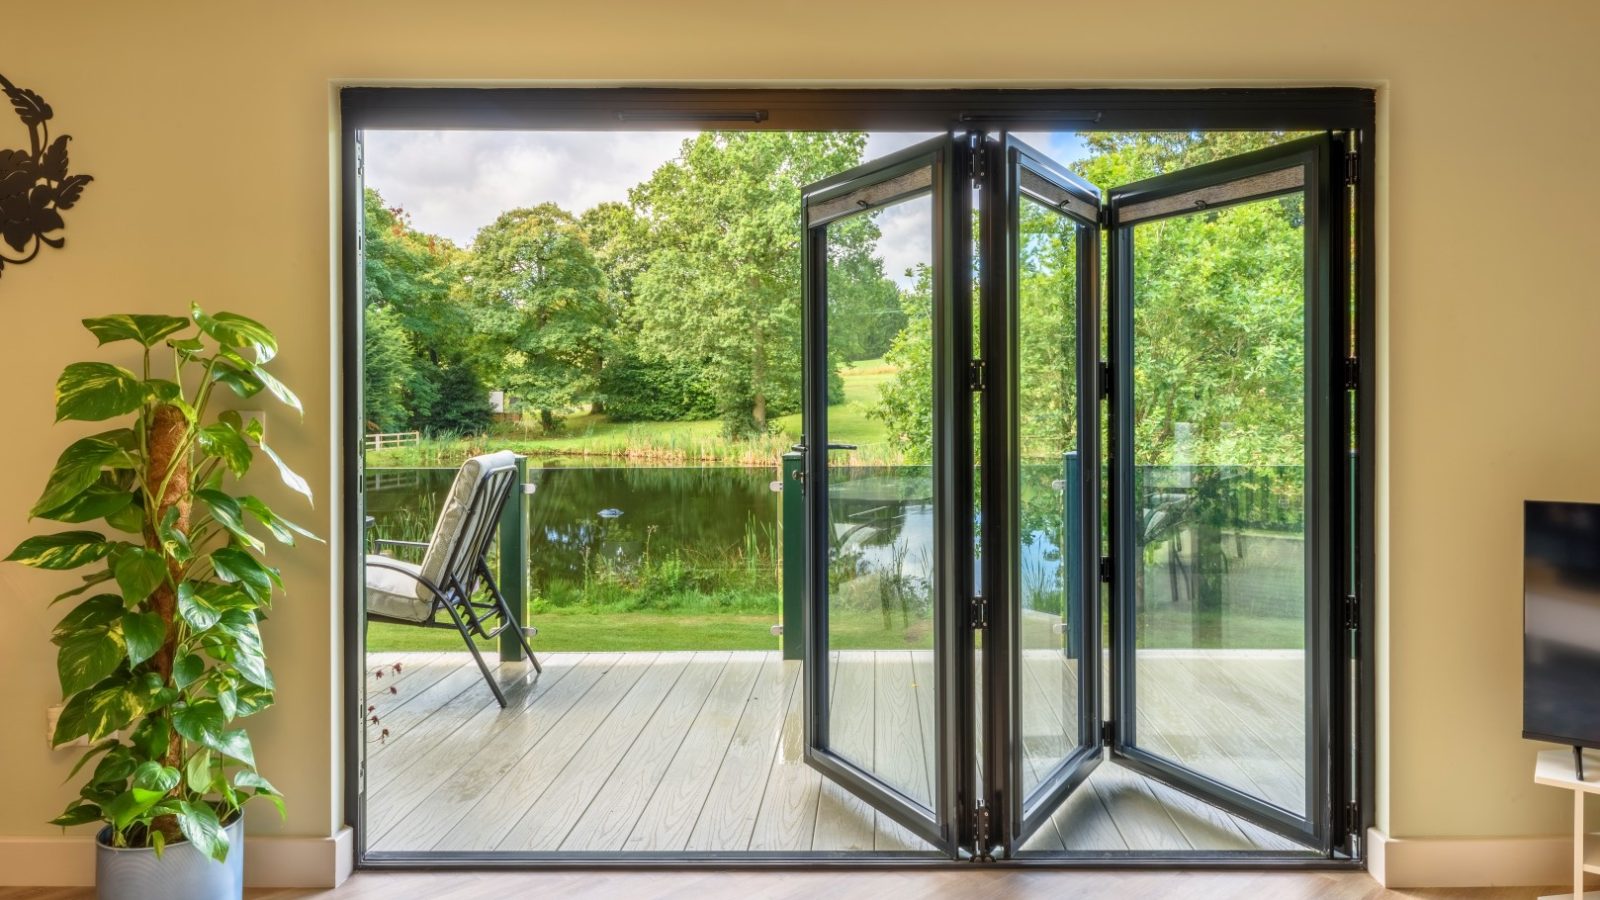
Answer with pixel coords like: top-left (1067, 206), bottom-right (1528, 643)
top-left (365, 555), bottom-right (435, 622)
top-left (418, 450), bottom-right (518, 592)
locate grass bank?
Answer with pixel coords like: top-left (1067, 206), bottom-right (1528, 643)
top-left (366, 359), bottom-right (898, 468)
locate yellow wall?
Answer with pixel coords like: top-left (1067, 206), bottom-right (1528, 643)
top-left (2, 0), bottom-right (1598, 851)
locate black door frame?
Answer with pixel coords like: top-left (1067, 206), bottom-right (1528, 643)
top-left (339, 86), bottom-right (1376, 869)
top-left (1104, 134), bottom-right (1340, 850)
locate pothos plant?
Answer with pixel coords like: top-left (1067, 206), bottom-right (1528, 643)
top-left (4, 306), bottom-right (317, 861)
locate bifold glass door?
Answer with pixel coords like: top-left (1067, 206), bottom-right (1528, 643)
top-left (800, 137), bottom-right (971, 855)
top-left (1106, 136), bottom-right (1336, 848)
top-left (799, 132), bottom-right (1337, 859)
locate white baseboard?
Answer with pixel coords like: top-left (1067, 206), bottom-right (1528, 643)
top-left (1369, 827), bottom-right (1591, 888)
top-left (0, 827), bottom-right (354, 888)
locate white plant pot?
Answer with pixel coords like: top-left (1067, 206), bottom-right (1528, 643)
top-left (94, 815), bottom-right (243, 900)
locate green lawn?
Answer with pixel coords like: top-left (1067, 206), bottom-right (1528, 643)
top-left (366, 358), bottom-right (897, 468)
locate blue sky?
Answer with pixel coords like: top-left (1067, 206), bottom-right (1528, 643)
top-left (364, 129), bottom-right (1088, 286)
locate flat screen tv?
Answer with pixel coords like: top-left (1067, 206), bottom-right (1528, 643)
top-left (1524, 500), bottom-right (1600, 750)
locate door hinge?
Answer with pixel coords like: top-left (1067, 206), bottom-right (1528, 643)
top-left (1101, 720), bottom-right (1116, 744)
top-left (1099, 361), bottom-right (1112, 400)
top-left (1344, 594), bottom-right (1359, 631)
top-left (1098, 205), bottom-right (1114, 229)
top-left (970, 594), bottom-right (989, 630)
top-left (968, 133), bottom-right (987, 190)
top-left (1344, 357), bottom-right (1359, 390)
top-left (1345, 151), bottom-right (1359, 186)
top-left (1098, 556), bottom-right (1113, 584)
top-left (972, 805), bottom-right (994, 862)
top-left (969, 359), bottom-right (988, 392)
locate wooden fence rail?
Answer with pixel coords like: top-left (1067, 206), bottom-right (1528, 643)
top-left (365, 431), bottom-right (420, 452)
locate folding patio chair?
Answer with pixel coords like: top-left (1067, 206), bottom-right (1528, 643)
top-left (365, 450), bottom-right (540, 707)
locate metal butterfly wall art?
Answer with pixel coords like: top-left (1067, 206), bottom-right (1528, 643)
top-left (0, 72), bottom-right (93, 280)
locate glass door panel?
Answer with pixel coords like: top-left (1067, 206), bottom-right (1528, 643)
top-left (1108, 135), bottom-right (1335, 847)
top-left (986, 137), bottom-right (1104, 853)
top-left (801, 137), bottom-right (968, 855)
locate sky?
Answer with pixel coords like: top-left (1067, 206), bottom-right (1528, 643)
top-left (363, 129), bottom-right (1088, 287)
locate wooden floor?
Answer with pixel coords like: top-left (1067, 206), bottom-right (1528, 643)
top-left (0, 871), bottom-right (1561, 900)
top-left (363, 649), bottom-right (1309, 855)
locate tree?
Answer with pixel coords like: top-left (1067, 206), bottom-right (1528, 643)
top-left (628, 132), bottom-right (870, 436)
top-left (463, 203), bottom-right (610, 432)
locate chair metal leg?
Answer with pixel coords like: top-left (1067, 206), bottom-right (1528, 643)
top-left (441, 596), bottom-right (507, 708)
top-left (478, 561), bottom-right (541, 674)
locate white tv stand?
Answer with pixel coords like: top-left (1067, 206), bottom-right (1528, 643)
top-left (1534, 748), bottom-right (1600, 899)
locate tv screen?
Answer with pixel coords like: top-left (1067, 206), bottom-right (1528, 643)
top-left (1525, 500), bottom-right (1600, 748)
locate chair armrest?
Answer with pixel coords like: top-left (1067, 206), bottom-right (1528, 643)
top-left (364, 558), bottom-right (448, 601)
top-left (374, 538), bottom-right (430, 550)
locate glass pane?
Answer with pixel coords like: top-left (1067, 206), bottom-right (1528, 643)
top-left (823, 191), bottom-right (937, 808)
top-left (1130, 187), bottom-right (1308, 816)
top-left (1016, 195), bottom-right (1086, 798)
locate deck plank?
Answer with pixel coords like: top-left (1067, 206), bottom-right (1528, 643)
top-left (619, 652), bottom-right (766, 851)
top-left (746, 661), bottom-right (823, 852)
top-left (370, 653), bottom-right (603, 851)
top-left (685, 657), bottom-right (798, 852)
top-left (811, 652), bottom-right (877, 851)
top-left (497, 653), bottom-right (707, 851)
top-left (362, 650), bottom-right (1311, 856)
top-left (432, 653), bottom-right (658, 852)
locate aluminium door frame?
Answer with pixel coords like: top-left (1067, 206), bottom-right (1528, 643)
top-left (339, 86), bottom-right (1376, 870)
top-left (1104, 135), bottom-right (1340, 851)
top-left (799, 136), bottom-right (973, 856)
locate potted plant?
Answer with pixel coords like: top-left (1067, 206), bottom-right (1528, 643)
top-left (5, 306), bottom-right (316, 899)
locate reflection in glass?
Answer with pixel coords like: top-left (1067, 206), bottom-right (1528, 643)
top-left (822, 192), bottom-right (937, 807)
top-left (1130, 189), bottom-right (1308, 815)
top-left (1016, 195), bottom-right (1085, 798)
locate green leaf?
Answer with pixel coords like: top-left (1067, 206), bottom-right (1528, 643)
top-left (218, 610), bottom-right (272, 690)
top-left (120, 611), bottom-right (164, 668)
top-left (196, 423), bottom-right (252, 476)
top-left (128, 716), bottom-right (170, 761)
top-left (56, 620), bottom-right (125, 696)
top-left (175, 800), bottom-right (229, 863)
top-left (172, 651), bottom-right (203, 688)
top-left (106, 788), bottom-right (166, 831)
top-left (55, 681), bottom-right (143, 746)
top-left (238, 496), bottom-right (321, 545)
top-left (53, 593), bottom-right (124, 643)
top-left (131, 760), bottom-right (180, 793)
top-left (112, 548), bottom-right (167, 604)
top-left (257, 439), bottom-right (312, 504)
top-left (193, 304), bottom-right (278, 364)
top-left (63, 738), bottom-right (119, 784)
top-left (104, 500), bottom-right (145, 535)
top-left (6, 531), bottom-right (110, 570)
top-left (209, 548), bottom-right (275, 602)
top-left (209, 730), bottom-right (254, 768)
top-left (186, 749), bottom-right (212, 794)
top-left (37, 481), bottom-right (134, 525)
top-left (197, 489), bottom-right (263, 552)
top-left (89, 745), bottom-right (137, 788)
top-left (50, 802), bottom-right (104, 828)
top-left (30, 430), bottom-right (137, 518)
top-left (52, 569), bottom-right (115, 604)
top-left (81, 314), bottom-right (189, 347)
top-left (250, 364), bottom-right (302, 416)
top-left (150, 829), bottom-right (166, 858)
top-left (233, 684), bottom-right (274, 717)
top-left (177, 583), bottom-right (223, 631)
top-left (173, 700), bottom-right (227, 747)
top-left (210, 362), bottom-right (264, 399)
top-left (55, 362), bottom-right (144, 423)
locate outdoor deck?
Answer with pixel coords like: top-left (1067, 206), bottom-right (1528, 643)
top-left (363, 650), bottom-right (1311, 855)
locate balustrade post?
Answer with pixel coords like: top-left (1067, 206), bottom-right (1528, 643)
top-left (498, 455), bottom-right (530, 662)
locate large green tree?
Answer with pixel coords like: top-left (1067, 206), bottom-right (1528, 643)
top-left (463, 203), bottom-right (611, 432)
top-left (628, 132), bottom-right (872, 436)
